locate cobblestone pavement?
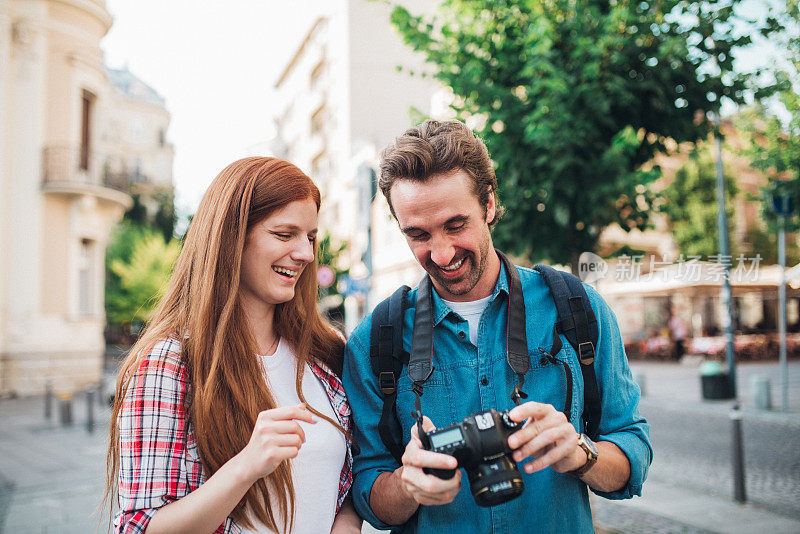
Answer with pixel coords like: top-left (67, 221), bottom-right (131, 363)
top-left (629, 359), bottom-right (800, 411)
top-left (589, 498), bottom-right (715, 534)
top-left (639, 400), bottom-right (800, 520)
top-left (0, 392), bottom-right (113, 533)
top-left (631, 360), bottom-right (800, 521)
top-left (2, 360), bottom-right (799, 533)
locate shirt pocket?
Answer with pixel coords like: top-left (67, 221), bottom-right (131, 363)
top-left (395, 369), bottom-right (456, 439)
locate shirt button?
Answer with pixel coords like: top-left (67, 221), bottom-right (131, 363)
top-left (458, 331), bottom-right (466, 339)
top-left (481, 377), bottom-right (489, 386)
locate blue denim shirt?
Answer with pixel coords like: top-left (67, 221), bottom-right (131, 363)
top-left (343, 263), bottom-right (652, 533)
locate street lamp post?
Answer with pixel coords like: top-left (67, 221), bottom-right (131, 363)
top-left (713, 113), bottom-right (737, 398)
top-left (771, 193), bottom-right (794, 412)
top-left (779, 215), bottom-right (788, 412)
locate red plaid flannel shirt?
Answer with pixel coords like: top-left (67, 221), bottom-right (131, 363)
top-left (114, 337), bottom-right (353, 534)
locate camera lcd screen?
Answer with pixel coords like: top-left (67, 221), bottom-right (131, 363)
top-left (430, 428), bottom-right (463, 448)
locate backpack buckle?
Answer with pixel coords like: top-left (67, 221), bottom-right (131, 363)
top-left (578, 342), bottom-right (595, 365)
top-left (379, 372), bottom-right (396, 395)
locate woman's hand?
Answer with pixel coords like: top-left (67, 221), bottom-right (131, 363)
top-left (140, 403), bottom-right (317, 534)
top-left (235, 403), bottom-right (316, 484)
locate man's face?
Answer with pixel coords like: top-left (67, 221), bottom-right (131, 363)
top-left (390, 169), bottom-right (495, 301)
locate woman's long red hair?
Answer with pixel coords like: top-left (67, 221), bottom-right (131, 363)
top-left (104, 157), bottom-right (345, 532)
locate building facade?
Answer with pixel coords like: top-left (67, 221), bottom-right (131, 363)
top-left (271, 1), bottom-right (786, 351)
top-left (0, 0), bottom-right (172, 396)
top-left (102, 64), bottom-right (174, 216)
top-left (271, 0), bottom-right (442, 329)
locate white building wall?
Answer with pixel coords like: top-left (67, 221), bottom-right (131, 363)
top-left (346, 0), bottom-right (438, 154)
top-left (0, 0), bottom-right (169, 396)
top-left (6, 1), bottom-right (47, 340)
top-left (272, 0), bottom-right (442, 318)
top-left (98, 98), bottom-right (173, 187)
top-left (0, 0), bottom-right (12, 357)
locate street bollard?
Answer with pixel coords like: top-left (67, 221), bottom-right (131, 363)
top-left (750, 375), bottom-right (772, 411)
top-left (59, 393), bottom-right (73, 427)
top-left (730, 402), bottom-right (746, 503)
top-left (86, 387), bottom-right (95, 433)
top-left (44, 381), bottom-right (53, 420)
top-left (635, 373), bottom-right (646, 397)
top-left (97, 379), bottom-right (105, 407)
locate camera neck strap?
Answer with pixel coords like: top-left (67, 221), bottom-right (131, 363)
top-left (408, 250), bottom-right (531, 434)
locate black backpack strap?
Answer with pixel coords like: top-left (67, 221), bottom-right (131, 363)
top-left (369, 285), bottom-right (410, 464)
top-left (534, 264), bottom-right (602, 440)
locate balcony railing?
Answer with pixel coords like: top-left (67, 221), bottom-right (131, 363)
top-left (42, 145), bottom-right (133, 194)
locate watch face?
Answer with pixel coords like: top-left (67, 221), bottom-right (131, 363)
top-left (583, 435), bottom-right (599, 458)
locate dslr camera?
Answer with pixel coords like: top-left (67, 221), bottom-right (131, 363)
top-left (420, 408), bottom-right (525, 507)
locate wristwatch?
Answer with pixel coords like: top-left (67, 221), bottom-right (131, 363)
top-left (566, 433), bottom-right (599, 477)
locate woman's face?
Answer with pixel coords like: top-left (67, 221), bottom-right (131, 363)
top-left (240, 198), bottom-right (318, 309)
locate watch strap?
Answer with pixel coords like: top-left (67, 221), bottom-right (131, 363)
top-left (566, 434), bottom-right (598, 477)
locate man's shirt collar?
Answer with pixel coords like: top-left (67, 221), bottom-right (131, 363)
top-left (429, 261), bottom-right (510, 326)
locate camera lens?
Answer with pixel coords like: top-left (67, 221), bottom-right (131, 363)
top-left (467, 455), bottom-right (525, 507)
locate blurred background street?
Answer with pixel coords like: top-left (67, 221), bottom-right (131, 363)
top-left (1, 358), bottom-right (798, 533)
top-left (3, 0), bottom-right (800, 532)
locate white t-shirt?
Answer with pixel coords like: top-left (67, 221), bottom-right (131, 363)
top-left (442, 294), bottom-right (493, 346)
top-left (240, 338), bottom-right (346, 534)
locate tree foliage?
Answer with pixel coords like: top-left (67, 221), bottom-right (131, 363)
top-left (317, 231), bottom-right (350, 300)
top-left (736, 2), bottom-right (800, 235)
top-left (661, 148), bottom-right (737, 257)
top-left (153, 189), bottom-right (178, 243)
top-left (126, 189), bottom-right (177, 241)
top-left (390, 0), bottom-right (782, 270)
top-left (105, 223), bottom-right (181, 327)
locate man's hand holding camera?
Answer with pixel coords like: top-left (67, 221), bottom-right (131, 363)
top-left (399, 416), bottom-right (462, 506)
top-left (396, 401), bottom-right (589, 509)
top-left (507, 401), bottom-right (585, 475)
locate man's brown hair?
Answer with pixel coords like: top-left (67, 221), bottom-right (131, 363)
top-left (378, 119), bottom-right (504, 226)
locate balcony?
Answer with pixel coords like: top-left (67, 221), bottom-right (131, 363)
top-left (41, 146), bottom-right (133, 208)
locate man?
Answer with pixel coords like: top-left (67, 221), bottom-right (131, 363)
top-left (342, 120), bottom-right (652, 533)
top-left (668, 306), bottom-right (689, 361)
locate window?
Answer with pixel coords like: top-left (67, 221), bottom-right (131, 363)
top-left (311, 104), bottom-right (326, 137)
top-left (311, 150), bottom-right (326, 179)
top-left (132, 157), bottom-right (143, 183)
top-left (310, 59), bottom-right (326, 91)
top-left (131, 119), bottom-right (144, 142)
top-left (79, 90), bottom-right (95, 170)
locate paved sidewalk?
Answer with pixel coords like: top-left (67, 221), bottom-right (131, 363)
top-left (0, 392), bottom-right (112, 533)
top-left (629, 358), bottom-right (800, 414)
top-left (590, 481), bottom-right (800, 534)
top-left (1, 360), bottom-right (798, 533)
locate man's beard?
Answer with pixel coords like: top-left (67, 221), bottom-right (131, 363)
top-left (426, 232), bottom-right (491, 297)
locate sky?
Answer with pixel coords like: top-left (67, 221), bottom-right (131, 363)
top-left (102, 0), bottom-right (330, 215)
top-left (101, 0), bottom-right (784, 218)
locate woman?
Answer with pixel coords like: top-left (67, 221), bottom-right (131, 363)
top-left (104, 157), bottom-right (361, 534)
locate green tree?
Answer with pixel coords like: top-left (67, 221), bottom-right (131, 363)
top-left (737, 0), bottom-right (800, 232)
top-left (153, 189), bottom-right (178, 242)
top-left (745, 224), bottom-right (800, 265)
top-left (125, 188), bottom-right (178, 241)
top-left (317, 231), bottom-right (349, 298)
top-left (105, 223), bottom-right (181, 327)
top-left (661, 148), bottom-right (737, 257)
top-left (390, 0), bottom-right (782, 271)
top-left (125, 194), bottom-right (148, 227)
